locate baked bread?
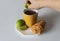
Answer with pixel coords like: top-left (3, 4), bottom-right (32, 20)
top-left (31, 20), bottom-right (46, 34)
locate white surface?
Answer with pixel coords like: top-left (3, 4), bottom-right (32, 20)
top-left (0, 0), bottom-right (60, 41)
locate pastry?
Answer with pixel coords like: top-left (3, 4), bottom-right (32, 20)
top-left (31, 20), bottom-right (46, 34)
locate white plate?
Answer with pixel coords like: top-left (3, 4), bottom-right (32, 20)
top-left (16, 28), bottom-right (39, 37)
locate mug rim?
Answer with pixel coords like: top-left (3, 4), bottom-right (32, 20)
top-left (23, 10), bottom-right (38, 16)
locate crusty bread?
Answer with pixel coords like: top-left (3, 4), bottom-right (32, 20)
top-left (31, 20), bottom-right (46, 34)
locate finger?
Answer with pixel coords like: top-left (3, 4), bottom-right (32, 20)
top-left (28, 2), bottom-right (41, 9)
top-left (24, 0), bottom-right (28, 3)
top-left (30, 0), bottom-right (40, 3)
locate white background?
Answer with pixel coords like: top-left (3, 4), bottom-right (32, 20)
top-left (0, 0), bottom-right (60, 41)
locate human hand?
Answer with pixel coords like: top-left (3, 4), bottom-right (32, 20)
top-left (24, 0), bottom-right (44, 9)
top-left (24, 0), bottom-right (60, 12)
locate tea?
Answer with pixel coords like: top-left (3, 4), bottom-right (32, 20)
top-left (24, 9), bottom-right (37, 15)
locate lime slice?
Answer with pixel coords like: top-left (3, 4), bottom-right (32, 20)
top-left (25, 3), bottom-right (30, 9)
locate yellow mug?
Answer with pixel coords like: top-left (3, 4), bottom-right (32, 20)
top-left (23, 9), bottom-right (38, 27)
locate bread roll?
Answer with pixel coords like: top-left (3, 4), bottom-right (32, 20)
top-left (31, 20), bottom-right (46, 34)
